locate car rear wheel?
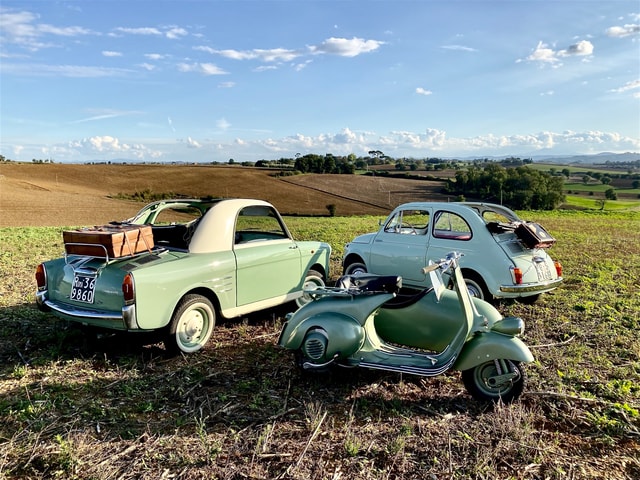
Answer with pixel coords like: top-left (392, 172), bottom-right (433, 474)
top-left (461, 270), bottom-right (492, 302)
top-left (165, 294), bottom-right (215, 354)
top-left (344, 262), bottom-right (367, 276)
top-left (296, 270), bottom-right (325, 307)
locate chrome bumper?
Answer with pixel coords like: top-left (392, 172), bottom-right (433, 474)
top-left (36, 290), bottom-right (139, 330)
top-left (499, 277), bottom-right (563, 294)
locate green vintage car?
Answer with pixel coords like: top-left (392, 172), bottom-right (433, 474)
top-left (36, 198), bottom-right (331, 353)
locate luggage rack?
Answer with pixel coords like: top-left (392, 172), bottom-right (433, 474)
top-left (63, 240), bottom-right (162, 265)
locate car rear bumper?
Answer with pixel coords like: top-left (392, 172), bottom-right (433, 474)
top-left (499, 277), bottom-right (563, 295)
top-left (36, 290), bottom-right (139, 330)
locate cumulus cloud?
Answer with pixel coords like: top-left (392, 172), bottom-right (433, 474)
top-left (522, 39), bottom-right (593, 67)
top-left (559, 39), bottom-right (594, 57)
top-left (310, 37), bottom-right (385, 57)
top-left (67, 135), bottom-right (162, 159)
top-left (416, 87), bottom-right (433, 96)
top-left (606, 24), bottom-right (640, 38)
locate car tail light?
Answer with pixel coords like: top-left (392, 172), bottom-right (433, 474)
top-left (122, 273), bottom-right (135, 304)
top-left (36, 264), bottom-right (47, 290)
top-left (512, 267), bottom-right (523, 285)
top-left (554, 261), bottom-right (563, 277)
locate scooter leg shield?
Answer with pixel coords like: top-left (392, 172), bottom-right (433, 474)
top-left (453, 334), bottom-right (534, 372)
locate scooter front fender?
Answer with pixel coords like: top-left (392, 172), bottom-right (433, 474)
top-left (278, 312), bottom-right (365, 361)
top-left (453, 333), bottom-right (534, 371)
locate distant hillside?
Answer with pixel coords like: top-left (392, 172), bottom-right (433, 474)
top-left (531, 152), bottom-right (639, 164)
top-left (0, 163), bottom-right (451, 227)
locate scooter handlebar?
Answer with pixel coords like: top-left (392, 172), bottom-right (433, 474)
top-left (421, 251), bottom-right (464, 274)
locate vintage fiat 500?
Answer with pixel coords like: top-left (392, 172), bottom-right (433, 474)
top-left (342, 202), bottom-right (562, 304)
top-left (36, 198), bottom-right (331, 353)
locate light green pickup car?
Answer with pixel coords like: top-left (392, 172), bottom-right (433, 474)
top-left (36, 198), bottom-right (331, 353)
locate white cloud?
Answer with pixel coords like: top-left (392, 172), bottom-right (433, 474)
top-left (440, 45), bottom-right (477, 52)
top-left (609, 79), bottom-right (640, 94)
top-left (195, 45), bottom-right (301, 62)
top-left (102, 50), bottom-right (122, 57)
top-left (166, 27), bottom-right (187, 39)
top-left (186, 137), bottom-right (201, 148)
top-left (177, 62), bottom-right (228, 75)
top-left (67, 135), bottom-right (162, 159)
top-left (559, 40), bottom-right (594, 57)
top-left (606, 24), bottom-right (640, 38)
top-left (523, 39), bottom-right (593, 67)
top-left (216, 118), bottom-right (231, 130)
top-left (114, 27), bottom-right (162, 36)
top-left (1, 62), bottom-right (132, 77)
top-left (310, 37), bottom-right (385, 57)
top-left (416, 87), bottom-right (433, 96)
top-left (525, 41), bottom-right (561, 65)
top-left (144, 53), bottom-right (166, 60)
top-left (0, 8), bottom-right (93, 51)
top-left (194, 36), bottom-right (385, 63)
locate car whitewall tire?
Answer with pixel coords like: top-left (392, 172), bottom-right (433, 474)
top-left (166, 294), bottom-right (216, 354)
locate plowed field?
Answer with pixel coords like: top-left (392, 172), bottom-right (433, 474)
top-left (0, 163), bottom-right (449, 226)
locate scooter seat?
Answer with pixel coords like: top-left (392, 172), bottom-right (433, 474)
top-left (335, 274), bottom-right (402, 294)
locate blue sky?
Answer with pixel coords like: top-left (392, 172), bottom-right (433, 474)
top-left (1, 0), bottom-right (638, 163)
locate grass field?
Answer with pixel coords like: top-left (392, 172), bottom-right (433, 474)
top-left (1, 203), bottom-right (639, 478)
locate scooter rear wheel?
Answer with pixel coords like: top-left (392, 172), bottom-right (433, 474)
top-left (462, 360), bottom-right (526, 403)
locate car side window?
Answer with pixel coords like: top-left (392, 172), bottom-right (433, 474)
top-left (433, 211), bottom-right (472, 240)
top-left (384, 210), bottom-right (429, 234)
top-left (234, 206), bottom-right (289, 244)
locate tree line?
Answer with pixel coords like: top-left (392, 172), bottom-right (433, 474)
top-left (445, 163), bottom-right (566, 210)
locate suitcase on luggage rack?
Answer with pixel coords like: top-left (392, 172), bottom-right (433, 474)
top-left (514, 222), bottom-right (556, 249)
top-left (63, 224), bottom-right (154, 258)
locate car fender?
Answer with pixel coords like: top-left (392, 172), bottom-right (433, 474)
top-left (278, 311), bottom-right (365, 360)
top-left (453, 333), bottom-right (534, 371)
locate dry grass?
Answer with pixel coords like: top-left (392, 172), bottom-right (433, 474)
top-left (1, 164), bottom-right (639, 479)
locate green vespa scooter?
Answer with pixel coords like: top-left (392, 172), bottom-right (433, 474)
top-left (278, 251), bottom-right (534, 403)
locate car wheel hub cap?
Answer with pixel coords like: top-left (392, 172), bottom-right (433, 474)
top-left (182, 312), bottom-right (204, 341)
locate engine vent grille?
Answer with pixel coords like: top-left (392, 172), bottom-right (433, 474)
top-left (304, 338), bottom-right (326, 360)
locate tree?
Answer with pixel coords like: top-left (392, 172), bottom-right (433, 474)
top-left (605, 188), bottom-right (617, 200)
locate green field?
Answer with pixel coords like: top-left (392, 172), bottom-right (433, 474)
top-left (1, 210), bottom-right (639, 479)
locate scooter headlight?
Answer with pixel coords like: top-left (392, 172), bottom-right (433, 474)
top-left (491, 316), bottom-right (525, 335)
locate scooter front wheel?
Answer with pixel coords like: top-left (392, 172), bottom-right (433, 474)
top-left (462, 360), bottom-right (526, 403)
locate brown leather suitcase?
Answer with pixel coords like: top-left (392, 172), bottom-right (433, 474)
top-left (63, 224), bottom-right (154, 258)
top-left (515, 222), bottom-right (556, 249)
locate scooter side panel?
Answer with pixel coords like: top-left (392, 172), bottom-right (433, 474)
top-left (278, 312), bottom-right (365, 361)
top-left (453, 334), bottom-right (534, 371)
top-left (374, 289), bottom-right (465, 352)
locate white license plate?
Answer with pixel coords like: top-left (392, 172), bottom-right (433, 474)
top-left (70, 275), bottom-right (96, 304)
top-left (534, 262), bottom-right (552, 281)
